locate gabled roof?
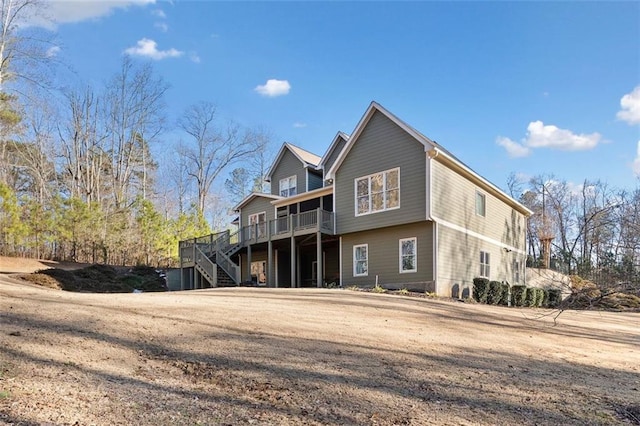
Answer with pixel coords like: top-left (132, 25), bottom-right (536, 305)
top-left (233, 192), bottom-right (282, 212)
top-left (326, 102), bottom-right (436, 180)
top-left (326, 101), bottom-right (532, 217)
top-left (319, 131), bottom-right (349, 169)
top-left (265, 142), bottom-right (321, 182)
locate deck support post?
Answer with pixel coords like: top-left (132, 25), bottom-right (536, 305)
top-left (246, 244), bottom-right (252, 285)
top-left (290, 235), bottom-right (296, 288)
top-left (267, 240), bottom-right (273, 288)
top-left (316, 231), bottom-right (323, 288)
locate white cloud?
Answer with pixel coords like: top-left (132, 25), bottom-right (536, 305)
top-left (151, 9), bottom-right (166, 19)
top-left (32, 0), bottom-right (155, 29)
top-left (189, 52), bottom-right (201, 64)
top-left (633, 141), bottom-right (640, 177)
top-left (154, 21), bottom-right (168, 32)
top-left (254, 79), bottom-right (291, 97)
top-left (293, 122), bottom-right (307, 128)
top-left (617, 86), bottom-right (640, 125)
top-left (46, 46), bottom-right (61, 57)
top-left (497, 121), bottom-right (602, 157)
top-left (124, 38), bottom-right (182, 60)
top-left (526, 121), bottom-right (601, 150)
top-left (496, 136), bottom-right (531, 158)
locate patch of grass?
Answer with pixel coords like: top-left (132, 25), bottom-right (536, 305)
top-left (346, 285), bottom-right (360, 291)
top-left (0, 390), bottom-right (10, 399)
top-left (372, 284), bottom-right (387, 293)
top-left (397, 288), bottom-right (410, 295)
top-left (425, 292), bottom-right (438, 298)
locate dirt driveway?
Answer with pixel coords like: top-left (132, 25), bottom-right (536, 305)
top-left (1, 270), bottom-right (639, 425)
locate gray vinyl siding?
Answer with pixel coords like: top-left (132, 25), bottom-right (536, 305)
top-left (240, 196), bottom-right (276, 228)
top-left (307, 170), bottom-right (323, 191)
top-left (335, 111), bottom-right (426, 234)
top-left (431, 159), bottom-right (526, 251)
top-left (341, 222), bottom-right (434, 292)
top-left (323, 137), bottom-right (347, 173)
top-left (270, 150), bottom-right (307, 196)
top-left (436, 224), bottom-right (527, 298)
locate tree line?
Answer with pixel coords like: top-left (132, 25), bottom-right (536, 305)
top-left (509, 174), bottom-right (639, 293)
top-left (0, 0), bottom-right (269, 266)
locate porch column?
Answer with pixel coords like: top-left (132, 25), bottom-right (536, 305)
top-left (267, 240), bottom-right (273, 288)
top-left (297, 245), bottom-right (301, 288)
top-left (246, 244), bottom-right (252, 285)
top-left (316, 231), bottom-right (323, 288)
top-left (290, 236), bottom-right (296, 288)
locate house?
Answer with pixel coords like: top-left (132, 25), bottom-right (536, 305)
top-left (179, 102), bottom-right (532, 298)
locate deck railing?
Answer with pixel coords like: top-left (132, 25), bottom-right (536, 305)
top-left (194, 245), bottom-right (217, 286)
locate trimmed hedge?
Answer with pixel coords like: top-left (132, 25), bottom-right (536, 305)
top-left (511, 285), bottom-right (527, 307)
top-left (499, 283), bottom-right (510, 305)
top-left (473, 277), bottom-right (490, 303)
top-left (547, 289), bottom-right (562, 308)
top-left (487, 280), bottom-right (504, 305)
top-left (524, 288), bottom-right (537, 307)
top-left (534, 288), bottom-right (545, 307)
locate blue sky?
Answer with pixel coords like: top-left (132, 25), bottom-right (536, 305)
top-left (42, 1), bottom-right (640, 192)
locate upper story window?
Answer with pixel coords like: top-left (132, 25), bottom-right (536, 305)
top-left (279, 175), bottom-right (297, 197)
top-left (514, 260), bottom-right (520, 284)
top-left (476, 191), bottom-right (486, 217)
top-left (355, 168), bottom-right (400, 216)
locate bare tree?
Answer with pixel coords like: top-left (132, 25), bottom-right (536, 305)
top-left (104, 56), bottom-right (167, 209)
top-left (177, 101), bottom-right (266, 215)
top-left (0, 0), bottom-right (55, 93)
top-left (58, 86), bottom-right (107, 205)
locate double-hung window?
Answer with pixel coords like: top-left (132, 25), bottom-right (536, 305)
top-left (355, 168), bottom-right (400, 216)
top-left (399, 237), bottom-right (417, 273)
top-left (476, 191), bottom-right (486, 217)
top-left (353, 244), bottom-right (368, 277)
top-left (480, 251), bottom-right (490, 278)
top-left (279, 175), bottom-right (297, 197)
top-left (514, 260), bottom-right (520, 284)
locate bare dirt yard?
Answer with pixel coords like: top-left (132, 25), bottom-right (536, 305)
top-left (0, 258), bottom-right (639, 425)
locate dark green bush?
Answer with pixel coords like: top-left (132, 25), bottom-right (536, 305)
top-left (547, 289), bottom-right (562, 308)
top-left (499, 283), bottom-right (510, 306)
top-left (511, 285), bottom-right (527, 307)
top-left (524, 288), bottom-right (537, 307)
top-left (473, 277), bottom-right (490, 303)
top-left (487, 280), bottom-right (504, 305)
top-left (535, 288), bottom-right (546, 307)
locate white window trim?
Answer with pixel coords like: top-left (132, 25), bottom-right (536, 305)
top-left (476, 190), bottom-right (486, 217)
top-left (279, 175), bottom-right (297, 197)
top-left (399, 237), bottom-right (417, 274)
top-left (353, 244), bottom-right (368, 277)
top-left (480, 250), bottom-right (490, 278)
top-left (354, 167), bottom-right (400, 217)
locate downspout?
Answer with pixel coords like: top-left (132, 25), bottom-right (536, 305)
top-left (427, 148), bottom-right (439, 294)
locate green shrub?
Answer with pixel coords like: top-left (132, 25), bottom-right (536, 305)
top-left (372, 284), bottom-right (387, 293)
top-left (524, 287), bottom-right (537, 307)
top-left (499, 283), bottom-right (510, 306)
top-left (511, 285), bottom-right (527, 307)
top-left (472, 277), bottom-right (490, 303)
top-left (547, 289), bottom-right (562, 307)
top-left (534, 288), bottom-right (546, 307)
top-left (487, 280), bottom-right (504, 305)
